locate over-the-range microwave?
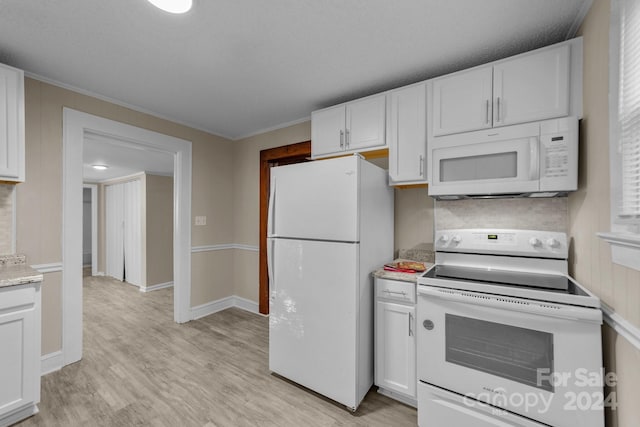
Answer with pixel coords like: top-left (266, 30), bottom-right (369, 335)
top-left (428, 116), bottom-right (578, 199)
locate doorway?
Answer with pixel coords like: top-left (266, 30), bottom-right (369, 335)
top-left (63, 108), bottom-right (192, 367)
top-left (258, 141), bottom-right (311, 314)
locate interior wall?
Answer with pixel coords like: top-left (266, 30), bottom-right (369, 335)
top-left (17, 78), bottom-right (235, 356)
top-left (570, 1), bottom-right (640, 425)
top-left (146, 174), bottom-right (173, 287)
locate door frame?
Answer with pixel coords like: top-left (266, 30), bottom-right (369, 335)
top-left (259, 141), bottom-right (311, 314)
top-left (63, 108), bottom-right (192, 366)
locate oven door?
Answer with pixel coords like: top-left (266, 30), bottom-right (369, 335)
top-left (417, 286), bottom-right (604, 427)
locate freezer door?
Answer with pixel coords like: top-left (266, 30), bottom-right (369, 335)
top-left (269, 156), bottom-right (359, 242)
top-left (269, 238), bottom-right (359, 408)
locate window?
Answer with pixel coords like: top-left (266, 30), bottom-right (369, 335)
top-left (600, 0), bottom-right (640, 270)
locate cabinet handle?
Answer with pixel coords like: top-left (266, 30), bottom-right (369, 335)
top-left (345, 129), bottom-right (350, 148)
top-left (419, 154), bottom-right (424, 176)
top-left (496, 97), bottom-right (501, 122)
top-left (485, 99), bottom-right (490, 124)
top-left (383, 289), bottom-right (407, 296)
top-left (340, 130), bottom-right (344, 149)
top-left (409, 312), bottom-right (413, 336)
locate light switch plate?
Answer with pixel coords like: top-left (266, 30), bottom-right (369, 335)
top-left (195, 216), bottom-right (206, 226)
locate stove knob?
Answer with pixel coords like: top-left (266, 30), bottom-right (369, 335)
top-left (529, 237), bottom-right (542, 247)
top-left (452, 235), bottom-right (462, 244)
top-left (439, 234), bottom-right (450, 243)
top-left (547, 238), bottom-right (560, 248)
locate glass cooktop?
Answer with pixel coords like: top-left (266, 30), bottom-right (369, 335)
top-left (423, 265), bottom-right (589, 297)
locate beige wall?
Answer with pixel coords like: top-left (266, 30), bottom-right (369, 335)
top-left (571, 1), bottom-right (640, 425)
top-left (18, 78), bottom-right (235, 355)
top-left (146, 174), bottom-right (173, 286)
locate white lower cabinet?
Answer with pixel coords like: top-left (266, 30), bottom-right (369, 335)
top-left (0, 282), bottom-right (41, 427)
top-left (374, 278), bottom-right (416, 407)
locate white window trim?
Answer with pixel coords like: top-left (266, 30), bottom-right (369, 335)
top-left (599, 0), bottom-right (640, 271)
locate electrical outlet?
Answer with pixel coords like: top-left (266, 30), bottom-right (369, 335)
top-left (195, 216), bottom-right (206, 226)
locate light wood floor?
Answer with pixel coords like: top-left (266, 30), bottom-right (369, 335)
top-left (17, 274), bottom-right (417, 426)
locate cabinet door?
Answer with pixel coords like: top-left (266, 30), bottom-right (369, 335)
top-left (388, 83), bottom-right (427, 184)
top-left (493, 44), bottom-right (570, 127)
top-left (432, 67), bottom-right (493, 136)
top-left (345, 94), bottom-right (386, 151)
top-left (375, 301), bottom-right (416, 398)
top-left (311, 105), bottom-right (346, 158)
top-left (0, 291), bottom-right (36, 416)
top-left (0, 64), bottom-right (24, 182)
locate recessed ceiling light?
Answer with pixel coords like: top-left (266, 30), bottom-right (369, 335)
top-left (147, 0), bottom-right (193, 14)
top-left (92, 164), bottom-right (109, 171)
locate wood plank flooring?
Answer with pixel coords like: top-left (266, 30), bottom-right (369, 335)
top-left (17, 275), bottom-right (417, 426)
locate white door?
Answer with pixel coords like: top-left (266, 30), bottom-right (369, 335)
top-left (268, 238), bottom-right (359, 408)
top-left (388, 83), bottom-right (426, 183)
top-left (375, 301), bottom-right (416, 397)
top-left (432, 66), bottom-right (493, 136)
top-left (269, 156), bottom-right (359, 242)
top-left (311, 105), bottom-right (346, 158)
top-left (0, 64), bottom-right (23, 181)
top-left (493, 44), bottom-right (570, 127)
top-left (105, 183), bottom-right (125, 281)
top-left (346, 94), bottom-right (386, 151)
top-left (123, 180), bottom-right (142, 286)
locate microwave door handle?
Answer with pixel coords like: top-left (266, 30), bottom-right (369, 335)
top-left (530, 137), bottom-right (540, 180)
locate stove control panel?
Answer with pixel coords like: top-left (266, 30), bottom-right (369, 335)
top-left (435, 229), bottom-right (568, 259)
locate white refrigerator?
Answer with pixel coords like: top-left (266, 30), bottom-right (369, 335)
top-left (267, 155), bottom-right (394, 411)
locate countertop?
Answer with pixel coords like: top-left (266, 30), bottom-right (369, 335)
top-left (372, 259), bottom-right (434, 284)
top-left (0, 254), bottom-right (43, 288)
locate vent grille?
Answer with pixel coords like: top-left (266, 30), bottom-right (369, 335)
top-left (437, 288), bottom-right (562, 311)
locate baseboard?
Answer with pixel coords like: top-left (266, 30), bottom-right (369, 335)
top-left (139, 281), bottom-right (174, 293)
top-left (41, 350), bottom-right (64, 376)
top-left (96, 271), bottom-right (105, 276)
top-left (190, 295), bottom-right (261, 320)
top-left (232, 295), bottom-right (260, 314)
top-left (191, 296), bottom-right (235, 320)
top-left (0, 404), bottom-right (39, 427)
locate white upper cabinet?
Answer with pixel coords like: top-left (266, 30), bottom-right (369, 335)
top-left (311, 94), bottom-right (386, 159)
top-left (311, 105), bottom-right (346, 157)
top-left (493, 44), bottom-right (570, 127)
top-left (0, 63), bottom-right (25, 182)
top-left (388, 83), bottom-right (427, 184)
top-left (432, 67), bottom-right (493, 136)
top-left (430, 41), bottom-right (577, 137)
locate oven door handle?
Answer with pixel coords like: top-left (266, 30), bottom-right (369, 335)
top-left (418, 286), bottom-right (602, 323)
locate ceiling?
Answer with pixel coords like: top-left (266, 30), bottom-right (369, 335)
top-left (0, 0), bottom-right (592, 140)
top-left (83, 134), bottom-right (173, 182)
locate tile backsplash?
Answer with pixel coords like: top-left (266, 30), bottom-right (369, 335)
top-left (435, 197), bottom-right (568, 232)
top-left (0, 185), bottom-right (13, 254)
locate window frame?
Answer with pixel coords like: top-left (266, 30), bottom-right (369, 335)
top-left (599, 0), bottom-right (640, 271)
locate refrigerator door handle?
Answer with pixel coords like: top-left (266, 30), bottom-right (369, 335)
top-left (267, 176), bottom-right (276, 236)
top-left (267, 238), bottom-right (275, 300)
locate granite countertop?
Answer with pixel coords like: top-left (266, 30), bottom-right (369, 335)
top-left (0, 254), bottom-right (43, 288)
top-left (372, 258), bottom-right (435, 284)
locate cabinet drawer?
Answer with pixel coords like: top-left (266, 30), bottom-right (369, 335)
top-left (375, 278), bottom-right (416, 304)
top-left (0, 285), bottom-right (35, 311)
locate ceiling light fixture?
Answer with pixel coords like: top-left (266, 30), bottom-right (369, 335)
top-left (92, 164), bottom-right (109, 171)
top-left (147, 0), bottom-right (193, 14)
